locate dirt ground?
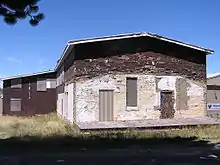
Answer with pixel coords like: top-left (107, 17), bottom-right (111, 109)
top-left (0, 147), bottom-right (220, 165)
top-left (0, 139), bottom-right (220, 165)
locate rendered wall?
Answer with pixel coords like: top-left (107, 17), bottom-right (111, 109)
top-left (60, 36), bottom-right (207, 123)
top-left (75, 74), bottom-right (205, 123)
top-left (57, 83), bottom-right (74, 123)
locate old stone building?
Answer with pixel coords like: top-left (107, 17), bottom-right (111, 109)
top-left (55, 32), bottom-right (213, 128)
top-left (2, 32), bottom-right (215, 128)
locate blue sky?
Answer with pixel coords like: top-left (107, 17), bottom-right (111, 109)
top-left (0, 0), bottom-right (219, 78)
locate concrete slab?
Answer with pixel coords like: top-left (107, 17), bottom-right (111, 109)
top-left (77, 117), bottom-right (220, 130)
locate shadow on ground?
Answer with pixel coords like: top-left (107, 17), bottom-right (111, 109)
top-left (0, 134), bottom-right (219, 165)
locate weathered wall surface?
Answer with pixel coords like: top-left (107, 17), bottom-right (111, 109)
top-left (75, 74), bottom-right (158, 122)
top-left (63, 36), bottom-right (206, 87)
top-left (73, 52), bottom-right (206, 82)
top-left (61, 36), bottom-right (207, 123)
top-left (57, 83), bottom-right (74, 123)
top-left (175, 80), bottom-right (206, 118)
top-left (75, 74), bottom-right (205, 123)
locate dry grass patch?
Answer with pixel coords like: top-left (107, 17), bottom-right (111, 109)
top-left (0, 113), bottom-right (76, 138)
top-left (85, 125), bottom-right (220, 141)
top-left (0, 114), bottom-right (220, 142)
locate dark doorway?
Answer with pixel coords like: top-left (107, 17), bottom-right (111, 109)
top-left (160, 90), bottom-right (175, 119)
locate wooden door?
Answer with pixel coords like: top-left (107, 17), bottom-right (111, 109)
top-left (99, 90), bottom-right (114, 121)
top-left (160, 90), bottom-right (175, 119)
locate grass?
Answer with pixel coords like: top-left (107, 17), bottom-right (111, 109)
top-left (0, 113), bottom-right (77, 138)
top-left (0, 114), bottom-right (219, 164)
top-left (0, 113), bottom-right (220, 142)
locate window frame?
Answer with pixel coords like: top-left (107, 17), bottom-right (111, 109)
top-left (46, 79), bottom-right (56, 89)
top-left (10, 98), bottom-right (22, 112)
top-left (37, 78), bottom-right (47, 92)
top-left (126, 77), bottom-right (138, 110)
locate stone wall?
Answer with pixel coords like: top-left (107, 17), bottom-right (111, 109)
top-left (75, 74), bottom-right (205, 123)
top-left (61, 37), bottom-right (207, 123)
top-left (73, 51), bottom-right (206, 82)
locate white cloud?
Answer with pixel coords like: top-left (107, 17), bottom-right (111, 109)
top-left (37, 59), bottom-right (45, 65)
top-left (6, 57), bottom-right (23, 65)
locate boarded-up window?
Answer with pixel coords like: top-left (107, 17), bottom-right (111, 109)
top-left (175, 78), bottom-right (188, 110)
top-left (11, 79), bottom-right (22, 88)
top-left (10, 98), bottom-right (21, 111)
top-left (46, 79), bottom-right (56, 89)
top-left (126, 77), bottom-right (137, 107)
top-left (37, 78), bottom-right (46, 91)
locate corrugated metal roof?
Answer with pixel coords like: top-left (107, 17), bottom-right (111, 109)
top-left (2, 70), bottom-right (55, 81)
top-left (207, 73), bottom-right (220, 79)
top-left (55, 32), bottom-right (214, 70)
top-left (67, 32), bottom-right (214, 53)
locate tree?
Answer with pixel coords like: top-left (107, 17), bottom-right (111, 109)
top-left (0, 0), bottom-right (44, 26)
